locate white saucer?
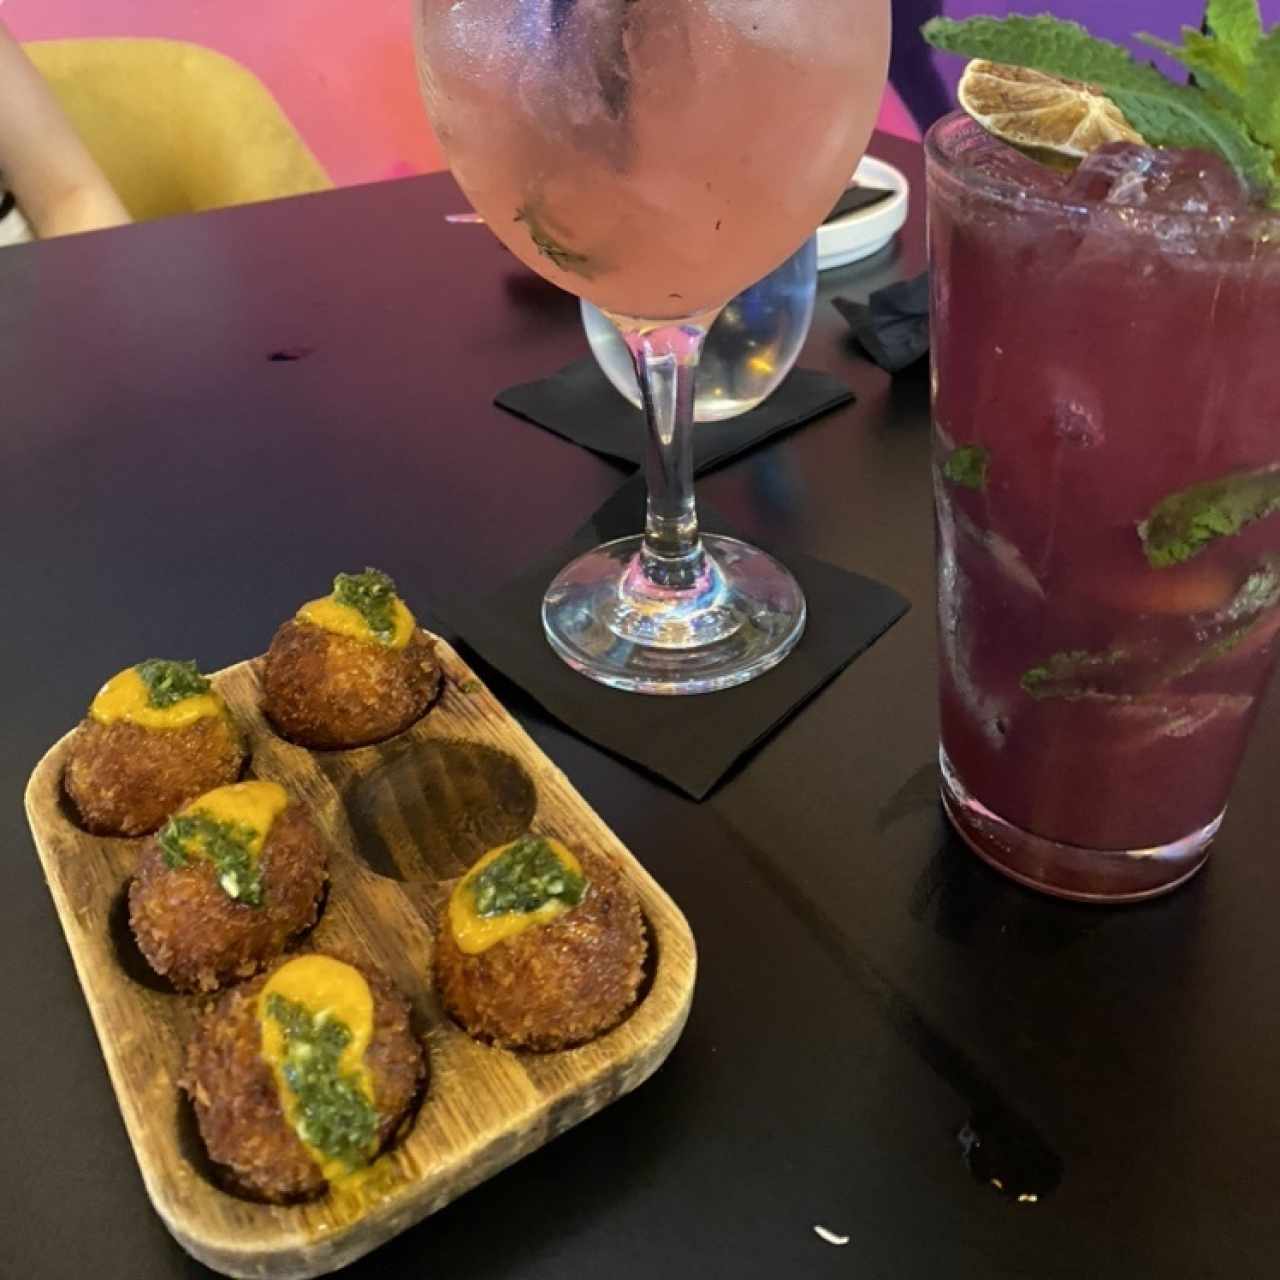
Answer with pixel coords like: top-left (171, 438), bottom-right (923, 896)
top-left (817, 155), bottom-right (910, 272)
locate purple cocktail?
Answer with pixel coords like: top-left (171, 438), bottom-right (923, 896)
top-left (928, 114), bottom-right (1280, 901)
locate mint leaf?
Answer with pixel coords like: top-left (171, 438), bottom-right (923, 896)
top-left (1137, 31), bottom-right (1247, 108)
top-left (1021, 558), bottom-right (1280, 699)
top-left (1205, 0), bottom-right (1264, 62)
top-left (1242, 27), bottom-right (1280, 153)
top-left (1109, 88), bottom-right (1273, 191)
top-left (1020, 647), bottom-right (1141, 701)
top-left (922, 17), bottom-right (1145, 87)
top-left (1139, 464), bottom-right (1280, 567)
top-left (922, 14), bottom-right (1276, 193)
top-left (943, 445), bottom-right (989, 491)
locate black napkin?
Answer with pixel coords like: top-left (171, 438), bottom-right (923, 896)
top-left (833, 271), bottom-right (931, 374)
top-left (824, 184), bottom-right (897, 223)
top-left (495, 357), bottom-right (854, 476)
top-left (442, 477), bottom-right (909, 799)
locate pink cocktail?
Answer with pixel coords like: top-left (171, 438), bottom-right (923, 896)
top-left (415, 1), bottom-right (890, 695)
top-left (928, 113), bottom-right (1280, 901)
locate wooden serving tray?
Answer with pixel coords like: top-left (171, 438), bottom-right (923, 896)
top-left (23, 642), bottom-right (696, 1279)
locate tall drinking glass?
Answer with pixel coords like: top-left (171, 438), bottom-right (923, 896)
top-left (415, 1), bottom-right (890, 694)
top-left (928, 113), bottom-right (1280, 902)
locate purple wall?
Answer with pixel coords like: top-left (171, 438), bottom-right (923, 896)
top-left (893, 1), bottom-right (1280, 128)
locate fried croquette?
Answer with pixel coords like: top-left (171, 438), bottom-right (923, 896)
top-left (129, 783), bottom-right (328, 992)
top-left (65, 659), bottom-right (245, 836)
top-left (436, 839), bottom-right (648, 1051)
top-left (261, 569), bottom-right (441, 749)
top-left (181, 954), bottom-right (426, 1203)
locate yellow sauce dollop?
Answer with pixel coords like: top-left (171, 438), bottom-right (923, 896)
top-left (258, 955), bottom-right (377, 1184)
top-left (180, 780), bottom-right (289, 855)
top-left (448, 837), bottom-right (584, 956)
top-left (296, 595), bottom-right (416, 650)
top-left (90, 666), bottom-right (223, 729)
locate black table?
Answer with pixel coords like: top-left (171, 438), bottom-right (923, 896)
top-left (4, 133), bottom-right (1279, 1279)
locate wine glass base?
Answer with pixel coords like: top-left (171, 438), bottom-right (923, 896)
top-left (542, 534), bottom-right (806, 695)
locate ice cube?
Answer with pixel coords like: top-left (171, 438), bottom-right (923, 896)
top-left (1051, 399), bottom-right (1103, 448)
top-left (1065, 143), bottom-right (1248, 214)
top-left (1212, 604), bottom-right (1280, 665)
top-left (1188, 559), bottom-right (1280, 667)
top-left (967, 146), bottom-right (1070, 195)
top-left (1066, 144), bottom-right (1153, 204)
top-left (963, 137), bottom-right (1069, 197)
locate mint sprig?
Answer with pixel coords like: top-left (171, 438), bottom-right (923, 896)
top-left (923, 13), bottom-right (1278, 196)
top-left (1137, 1), bottom-right (1264, 108)
top-left (1244, 28), bottom-right (1280, 152)
top-left (1206, 0), bottom-right (1264, 62)
top-left (1137, 31), bottom-right (1249, 109)
top-left (1139, 7), bottom-right (1280, 158)
top-left (1138, 464), bottom-right (1280, 567)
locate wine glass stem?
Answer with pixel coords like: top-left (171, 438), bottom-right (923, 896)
top-left (620, 317), bottom-right (713, 591)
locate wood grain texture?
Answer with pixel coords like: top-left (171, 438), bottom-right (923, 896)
top-left (24, 642), bottom-right (696, 1279)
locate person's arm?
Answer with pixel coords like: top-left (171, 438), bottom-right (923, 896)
top-left (0, 24), bottom-right (130, 237)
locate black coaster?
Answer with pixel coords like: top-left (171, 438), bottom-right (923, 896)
top-left (442, 477), bottom-right (910, 800)
top-left (495, 357), bottom-right (854, 475)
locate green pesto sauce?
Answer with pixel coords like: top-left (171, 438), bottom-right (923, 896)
top-left (469, 835), bottom-right (586, 918)
top-left (135, 659), bottom-right (210, 709)
top-left (158, 813), bottom-right (264, 907)
top-left (264, 993), bottom-right (378, 1171)
top-left (332, 568), bottom-right (399, 645)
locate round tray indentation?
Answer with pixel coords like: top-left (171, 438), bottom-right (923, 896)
top-left (339, 738), bottom-right (538, 882)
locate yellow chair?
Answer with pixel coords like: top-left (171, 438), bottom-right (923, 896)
top-left (24, 38), bottom-right (331, 221)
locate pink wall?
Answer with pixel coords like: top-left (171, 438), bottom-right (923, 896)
top-left (3, 0), bottom-right (919, 187)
